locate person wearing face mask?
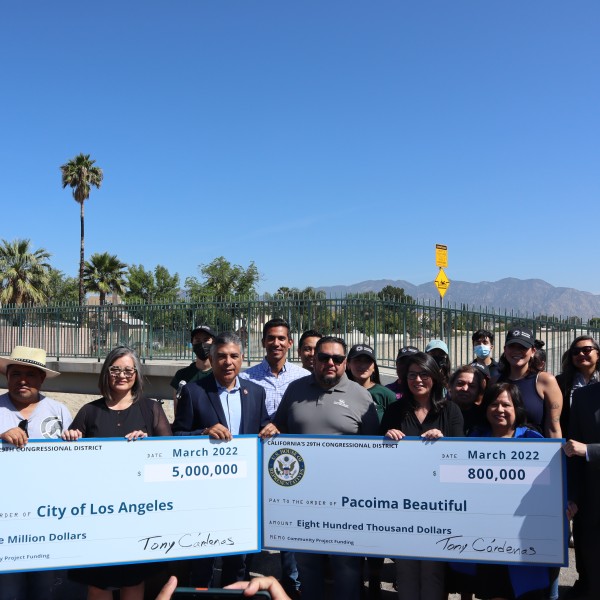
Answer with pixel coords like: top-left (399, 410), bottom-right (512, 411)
top-left (169, 325), bottom-right (217, 413)
top-left (470, 329), bottom-right (500, 380)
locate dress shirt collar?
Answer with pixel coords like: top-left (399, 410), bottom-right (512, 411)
top-left (216, 377), bottom-right (241, 393)
top-left (259, 357), bottom-right (289, 375)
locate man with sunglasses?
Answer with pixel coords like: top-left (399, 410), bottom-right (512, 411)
top-left (260, 336), bottom-right (379, 600)
top-left (0, 346), bottom-right (73, 600)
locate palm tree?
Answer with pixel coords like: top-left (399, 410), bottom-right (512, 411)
top-left (60, 153), bottom-right (104, 305)
top-left (83, 252), bottom-right (127, 305)
top-left (0, 239), bottom-right (51, 306)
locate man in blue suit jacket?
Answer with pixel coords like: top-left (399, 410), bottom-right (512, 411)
top-left (173, 332), bottom-right (269, 439)
top-left (172, 331), bottom-right (269, 587)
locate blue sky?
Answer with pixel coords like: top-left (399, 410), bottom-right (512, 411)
top-left (2, 1), bottom-right (599, 297)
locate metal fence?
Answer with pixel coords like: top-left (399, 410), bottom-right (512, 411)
top-left (0, 298), bottom-right (597, 375)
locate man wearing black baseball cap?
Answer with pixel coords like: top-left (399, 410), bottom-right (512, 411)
top-left (170, 325), bottom-right (217, 412)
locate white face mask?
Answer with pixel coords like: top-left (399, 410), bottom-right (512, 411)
top-left (474, 344), bottom-right (491, 359)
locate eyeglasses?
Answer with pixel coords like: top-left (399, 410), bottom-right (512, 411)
top-left (407, 371), bottom-right (432, 381)
top-left (108, 367), bottom-right (137, 378)
top-left (571, 346), bottom-right (597, 356)
top-left (316, 352), bottom-right (346, 365)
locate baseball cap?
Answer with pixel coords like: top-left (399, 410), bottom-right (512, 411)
top-left (348, 344), bottom-right (376, 362)
top-left (190, 325), bottom-right (217, 340)
top-left (425, 339), bottom-right (449, 355)
top-left (396, 346), bottom-right (419, 361)
top-left (505, 328), bottom-right (535, 349)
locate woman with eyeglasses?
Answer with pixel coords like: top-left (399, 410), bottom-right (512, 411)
top-left (62, 346), bottom-right (171, 600)
top-left (555, 336), bottom-right (600, 598)
top-left (557, 336), bottom-right (600, 435)
top-left (380, 352), bottom-right (463, 600)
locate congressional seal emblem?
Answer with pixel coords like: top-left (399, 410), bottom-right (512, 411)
top-left (268, 448), bottom-right (305, 487)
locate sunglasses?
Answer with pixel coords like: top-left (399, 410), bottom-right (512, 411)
top-left (571, 346), bottom-right (597, 356)
top-left (316, 352), bottom-right (346, 365)
top-left (18, 419), bottom-right (29, 437)
top-left (108, 367), bottom-right (137, 378)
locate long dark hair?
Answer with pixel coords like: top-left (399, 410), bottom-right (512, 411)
top-left (559, 336), bottom-right (600, 392)
top-left (481, 383), bottom-right (527, 430)
top-left (400, 352), bottom-right (446, 412)
top-left (98, 346), bottom-right (144, 402)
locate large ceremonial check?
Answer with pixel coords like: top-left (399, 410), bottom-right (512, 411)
top-left (263, 435), bottom-right (567, 566)
top-left (0, 436), bottom-right (260, 573)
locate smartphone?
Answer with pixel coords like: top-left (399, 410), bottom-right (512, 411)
top-left (173, 588), bottom-right (271, 599)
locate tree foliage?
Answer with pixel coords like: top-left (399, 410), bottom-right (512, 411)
top-left (185, 256), bottom-right (260, 299)
top-left (83, 252), bottom-right (127, 305)
top-left (378, 285), bottom-right (413, 302)
top-left (266, 286), bottom-right (327, 333)
top-left (60, 153), bottom-right (103, 305)
top-left (45, 268), bottom-right (79, 304)
top-left (0, 239), bottom-right (51, 306)
top-left (126, 264), bottom-right (180, 304)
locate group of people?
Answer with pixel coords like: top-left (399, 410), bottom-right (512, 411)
top-left (2, 321), bottom-right (600, 600)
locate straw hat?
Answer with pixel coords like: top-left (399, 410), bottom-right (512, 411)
top-left (0, 346), bottom-right (60, 378)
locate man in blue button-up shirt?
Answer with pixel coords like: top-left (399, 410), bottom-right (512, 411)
top-left (239, 318), bottom-right (308, 598)
top-left (240, 318), bottom-right (310, 418)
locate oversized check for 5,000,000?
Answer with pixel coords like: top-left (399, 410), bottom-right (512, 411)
top-left (0, 436), bottom-right (259, 573)
top-left (263, 436), bottom-right (566, 566)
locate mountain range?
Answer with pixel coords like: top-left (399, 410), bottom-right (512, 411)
top-left (317, 278), bottom-right (600, 320)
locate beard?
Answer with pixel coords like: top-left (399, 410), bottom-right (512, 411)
top-left (317, 372), bottom-right (342, 389)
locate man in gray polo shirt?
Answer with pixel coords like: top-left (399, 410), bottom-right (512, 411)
top-left (261, 336), bottom-right (379, 600)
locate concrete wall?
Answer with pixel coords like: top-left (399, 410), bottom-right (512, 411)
top-left (41, 358), bottom-right (184, 400)
top-left (12, 358), bottom-right (398, 401)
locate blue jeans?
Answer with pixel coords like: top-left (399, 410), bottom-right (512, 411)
top-left (548, 570), bottom-right (559, 600)
top-left (296, 553), bottom-right (362, 600)
top-left (280, 551), bottom-right (300, 592)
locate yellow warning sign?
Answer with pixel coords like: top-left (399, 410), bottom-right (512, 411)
top-left (434, 268), bottom-right (450, 299)
top-left (435, 244), bottom-right (448, 268)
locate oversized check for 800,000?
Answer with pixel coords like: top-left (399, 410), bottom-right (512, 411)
top-left (0, 436), bottom-right (260, 573)
top-left (262, 435), bottom-right (567, 566)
